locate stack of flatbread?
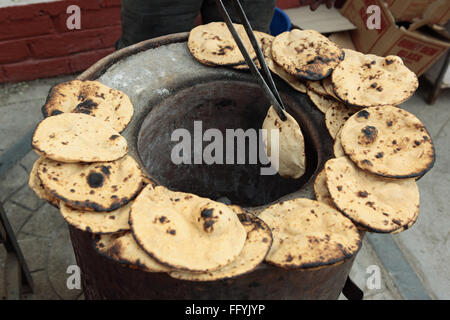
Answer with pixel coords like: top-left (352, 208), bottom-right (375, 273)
top-left (94, 185), bottom-right (273, 281)
top-left (258, 198), bottom-right (361, 269)
top-left (29, 80), bottom-right (150, 235)
top-left (314, 105), bottom-right (435, 234)
top-left (25, 25), bottom-right (436, 281)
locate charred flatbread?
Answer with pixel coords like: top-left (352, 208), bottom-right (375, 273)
top-left (333, 128), bottom-right (345, 157)
top-left (325, 102), bottom-right (356, 140)
top-left (262, 106), bottom-right (306, 179)
top-left (59, 201), bottom-right (131, 234)
top-left (325, 157), bottom-right (419, 233)
top-left (94, 232), bottom-right (170, 273)
top-left (42, 80), bottom-right (133, 132)
top-left (331, 49), bottom-right (418, 107)
top-left (322, 76), bottom-right (340, 100)
top-left (313, 169), bottom-right (335, 208)
top-left (262, 37), bottom-right (307, 93)
top-left (188, 22), bottom-right (263, 67)
top-left (308, 88), bottom-right (348, 115)
top-left (259, 198), bottom-right (361, 268)
top-left (38, 155), bottom-right (145, 212)
top-left (271, 29), bottom-right (344, 80)
top-left (28, 156), bottom-right (59, 208)
top-left (129, 186), bottom-right (247, 272)
top-left (307, 80), bottom-right (328, 96)
top-left (340, 106), bottom-right (435, 178)
top-left (32, 113), bottom-right (127, 163)
top-left (169, 212), bottom-right (272, 281)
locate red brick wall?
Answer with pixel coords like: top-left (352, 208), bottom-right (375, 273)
top-left (0, 0), bottom-right (121, 83)
top-left (0, 0), bottom-right (304, 84)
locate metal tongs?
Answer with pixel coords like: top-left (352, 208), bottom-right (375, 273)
top-left (215, 0), bottom-right (287, 121)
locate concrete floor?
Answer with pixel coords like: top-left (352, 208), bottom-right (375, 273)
top-left (0, 75), bottom-right (448, 300)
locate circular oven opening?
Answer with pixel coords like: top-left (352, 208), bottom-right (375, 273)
top-left (137, 80), bottom-right (319, 207)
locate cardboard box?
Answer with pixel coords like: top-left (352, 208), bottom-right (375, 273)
top-left (386, 0), bottom-right (450, 25)
top-left (285, 6), bottom-right (356, 34)
top-left (341, 0), bottom-right (450, 76)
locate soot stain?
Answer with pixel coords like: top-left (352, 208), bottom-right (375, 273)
top-left (74, 99), bottom-right (98, 115)
top-left (87, 172), bottom-right (104, 188)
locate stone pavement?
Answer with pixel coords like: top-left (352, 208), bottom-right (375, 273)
top-left (0, 75), bottom-right (74, 176)
top-left (0, 75), bottom-right (448, 300)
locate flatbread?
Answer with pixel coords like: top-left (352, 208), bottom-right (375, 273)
top-left (313, 169), bottom-right (335, 208)
top-left (231, 32), bottom-right (273, 71)
top-left (331, 49), bottom-right (418, 107)
top-left (259, 198), bottom-right (361, 269)
top-left (28, 156), bottom-right (59, 208)
top-left (169, 212), bottom-right (272, 281)
top-left (340, 106), bottom-right (435, 178)
top-left (262, 106), bottom-right (306, 179)
top-left (32, 113), bottom-right (127, 163)
top-left (94, 232), bottom-right (171, 273)
top-left (308, 89), bottom-right (341, 114)
top-left (334, 128), bottom-right (345, 157)
top-left (325, 157), bottom-right (419, 233)
top-left (59, 201), bottom-right (131, 234)
top-left (322, 76), bottom-right (340, 100)
top-left (262, 37), bottom-right (307, 93)
top-left (38, 155), bottom-right (145, 212)
top-left (272, 29), bottom-right (344, 80)
top-left (307, 80), bottom-right (328, 96)
top-left (188, 22), bottom-right (263, 67)
top-left (129, 186), bottom-right (247, 272)
top-left (42, 80), bottom-right (133, 133)
top-left (325, 102), bottom-right (356, 140)
top-left (391, 207), bottom-right (419, 234)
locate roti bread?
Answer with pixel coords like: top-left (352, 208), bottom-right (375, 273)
top-left (307, 80), bottom-right (328, 96)
top-left (308, 88), bottom-right (349, 115)
top-left (231, 32), bottom-right (273, 71)
top-left (262, 37), bottom-right (307, 93)
top-left (340, 106), bottom-right (435, 178)
top-left (325, 157), bottom-right (419, 233)
top-left (313, 169), bottom-right (335, 208)
top-left (32, 113), bottom-right (127, 163)
top-left (325, 102), bottom-right (356, 140)
top-left (129, 186), bottom-right (247, 272)
top-left (333, 128), bottom-right (345, 157)
top-left (42, 80), bottom-right (133, 133)
top-left (271, 29), bottom-right (344, 80)
top-left (331, 49), bottom-right (418, 107)
top-left (169, 212), bottom-right (272, 281)
top-left (59, 201), bottom-right (131, 234)
top-left (38, 155), bottom-right (145, 212)
top-left (391, 208), bottom-right (419, 234)
top-left (262, 106), bottom-right (306, 179)
top-left (188, 22), bottom-right (263, 67)
top-left (94, 232), bottom-right (171, 273)
top-left (28, 156), bottom-right (59, 208)
top-left (322, 77), bottom-right (340, 101)
top-left (258, 198), bottom-right (361, 269)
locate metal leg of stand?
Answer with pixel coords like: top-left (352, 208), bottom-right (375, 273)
top-left (0, 202), bottom-right (34, 299)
